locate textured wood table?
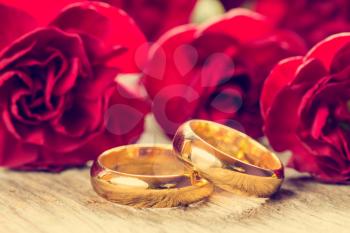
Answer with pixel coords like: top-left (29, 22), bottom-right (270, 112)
top-left (1, 116), bottom-right (349, 233)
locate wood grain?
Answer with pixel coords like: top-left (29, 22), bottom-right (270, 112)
top-left (0, 115), bottom-right (349, 233)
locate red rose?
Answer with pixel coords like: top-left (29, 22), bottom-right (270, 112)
top-left (255, 0), bottom-right (350, 48)
top-left (0, 2), bottom-right (149, 171)
top-left (143, 9), bottom-right (306, 138)
top-left (262, 33), bottom-right (350, 183)
top-left (98, 0), bottom-right (197, 41)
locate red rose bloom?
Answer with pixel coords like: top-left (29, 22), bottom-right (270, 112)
top-left (98, 0), bottom-right (197, 41)
top-left (0, 2), bottom-right (149, 171)
top-left (255, 0), bottom-right (350, 48)
top-left (262, 33), bottom-right (350, 183)
top-left (143, 9), bottom-right (306, 138)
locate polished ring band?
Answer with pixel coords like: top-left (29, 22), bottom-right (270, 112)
top-left (91, 144), bottom-right (214, 208)
top-left (173, 120), bottom-right (284, 197)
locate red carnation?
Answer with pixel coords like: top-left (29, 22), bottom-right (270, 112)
top-left (262, 33), bottom-right (350, 182)
top-left (143, 9), bottom-right (306, 138)
top-left (0, 2), bottom-right (149, 171)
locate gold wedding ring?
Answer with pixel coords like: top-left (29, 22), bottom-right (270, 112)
top-left (91, 144), bottom-right (214, 208)
top-left (173, 120), bottom-right (284, 197)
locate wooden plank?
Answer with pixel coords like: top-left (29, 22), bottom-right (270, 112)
top-left (0, 116), bottom-right (349, 233)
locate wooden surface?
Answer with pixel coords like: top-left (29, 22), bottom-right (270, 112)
top-left (1, 115), bottom-right (350, 233)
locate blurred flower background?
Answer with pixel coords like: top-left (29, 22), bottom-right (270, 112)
top-left (0, 0), bottom-right (349, 183)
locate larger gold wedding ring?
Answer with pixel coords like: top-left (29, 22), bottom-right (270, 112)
top-left (173, 120), bottom-right (284, 197)
top-left (91, 144), bottom-right (214, 208)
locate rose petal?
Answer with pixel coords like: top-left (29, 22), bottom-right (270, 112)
top-left (254, 0), bottom-right (286, 25)
top-left (51, 1), bottom-right (147, 73)
top-left (0, 71), bottom-right (32, 104)
top-left (242, 36), bottom-right (304, 94)
top-left (46, 80), bottom-right (138, 154)
top-left (29, 91), bottom-right (148, 170)
top-left (264, 85), bottom-right (307, 153)
top-left (330, 42), bottom-right (350, 73)
top-left (310, 106), bottom-right (330, 139)
top-left (143, 25), bottom-right (197, 97)
top-left (150, 0), bottom-right (197, 40)
top-left (52, 98), bottom-right (104, 138)
top-left (260, 56), bottom-right (303, 118)
top-left (152, 84), bottom-right (200, 136)
top-left (53, 57), bottom-right (81, 96)
top-left (312, 156), bottom-right (350, 182)
top-left (256, 0), bottom-right (350, 49)
top-left (75, 65), bottom-right (119, 100)
top-left (296, 127), bottom-right (350, 182)
top-left (84, 83), bottom-right (149, 155)
top-left (292, 58), bottom-right (327, 85)
top-left (3, 103), bottom-right (49, 146)
top-left (335, 101), bottom-right (350, 124)
top-left (10, 88), bottom-right (39, 124)
top-left (0, 4), bottom-right (37, 51)
top-left (103, 0), bottom-right (197, 41)
top-left (266, 30), bottom-right (307, 55)
top-left (0, 119), bottom-right (37, 167)
top-left (192, 33), bottom-right (238, 66)
top-left (287, 150), bottom-right (320, 180)
top-left (298, 72), bottom-right (350, 124)
top-left (200, 9), bottom-right (273, 44)
top-left (305, 33), bottom-right (350, 70)
top-left (0, 0), bottom-right (80, 25)
top-left (0, 37), bottom-right (36, 70)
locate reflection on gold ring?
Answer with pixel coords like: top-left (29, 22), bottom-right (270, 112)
top-left (90, 144), bottom-right (214, 208)
top-left (173, 120), bottom-right (284, 197)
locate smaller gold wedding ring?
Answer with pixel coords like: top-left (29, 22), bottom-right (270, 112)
top-left (91, 144), bottom-right (213, 208)
top-left (173, 120), bottom-right (284, 197)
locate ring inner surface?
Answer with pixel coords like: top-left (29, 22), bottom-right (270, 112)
top-left (99, 146), bottom-right (195, 189)
top-left (189, 121), bottom-right (282, 171)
